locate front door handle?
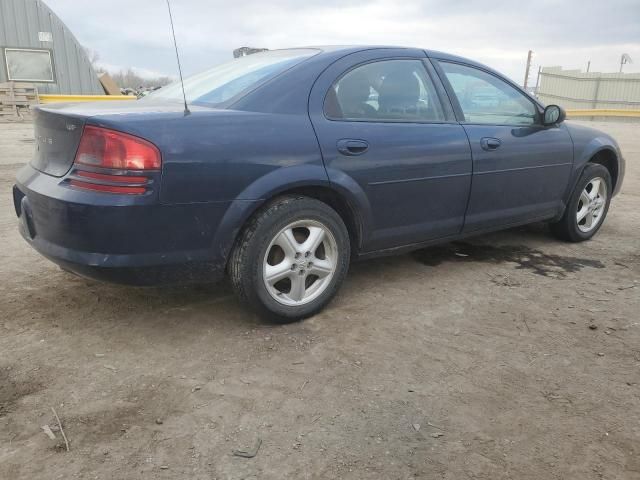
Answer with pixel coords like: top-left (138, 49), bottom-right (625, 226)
top-left (337, 139), bottom-right (369, 156)
top-left (480, 137), bottom-right (501, 151)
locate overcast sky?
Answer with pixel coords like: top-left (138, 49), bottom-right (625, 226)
top-left (48, 0), bottom-right (640, 84)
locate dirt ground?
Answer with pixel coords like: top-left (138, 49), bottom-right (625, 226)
top-left (0, 120), bottom-right (638, 480)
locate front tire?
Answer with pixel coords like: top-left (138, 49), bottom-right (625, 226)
top-left (228, 196), bottom-right (350, 323)
top-left (551, 163), bottom-right (612, 242)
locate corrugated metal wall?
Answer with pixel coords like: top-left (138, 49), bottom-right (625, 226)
top-left (537, 67), bottom-right (640, 110)
top-left (0, 0), bottom-right (103, 94)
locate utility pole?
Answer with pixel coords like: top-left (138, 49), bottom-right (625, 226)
top-left (534, 66), bottom-right (542, 96)
top-left (586, 60), bottom-right (591, 73)
top-left (523, 50), bottom-right (533, 90)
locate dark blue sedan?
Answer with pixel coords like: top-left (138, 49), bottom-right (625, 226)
top-left (14, 46), bottom-right (625, 321)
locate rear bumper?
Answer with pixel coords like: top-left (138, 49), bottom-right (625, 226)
top-left (14, 164), bottom-right (233, 285)
top-left (41, 254), bottom-right (224, 286)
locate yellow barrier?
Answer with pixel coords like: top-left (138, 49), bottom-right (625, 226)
top-left (39, 94), bottom-right (136, 104)
top-left (566, 109), bottom-right (640, 118)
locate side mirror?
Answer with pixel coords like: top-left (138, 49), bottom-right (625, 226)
top-left (543, 104), bottom-right (566, 125)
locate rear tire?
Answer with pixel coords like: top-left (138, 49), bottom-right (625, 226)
top-left (228, 196), bottom-right (350, 323)
top-left (550, 163), bottom-right (612, 242)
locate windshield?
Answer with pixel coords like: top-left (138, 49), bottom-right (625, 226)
top-left (148, 49), bottom-right (319, 107)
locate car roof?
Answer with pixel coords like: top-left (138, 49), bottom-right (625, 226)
top-left (292, 45), bottom-right (483, 63)
top-left (276, 45), bottom-right (494, 72)
top-left (310, 46), bottom-right (521, 87)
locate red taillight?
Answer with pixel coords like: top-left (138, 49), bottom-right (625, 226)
top-left (69, 125), bottom-right (160, 195)
top-left (74, 125), bottom-right (161, 170)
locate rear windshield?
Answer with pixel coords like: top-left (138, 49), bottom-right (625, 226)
top-left (148, 49), bottom-right (319, 107)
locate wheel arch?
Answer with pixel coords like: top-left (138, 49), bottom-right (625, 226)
top-left (563, 138), bottom-right (621, 207)
top-left (587, 147), bottom-right (619, 193)
top-left (211, 169), bottom-right (371, 270)
top-left (274, 185), bottom-right (364, 254)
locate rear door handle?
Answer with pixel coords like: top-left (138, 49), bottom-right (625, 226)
top-left (337, 139), bottom-right (369, 156)
top-left (480, 137), bottom-right (501, 151)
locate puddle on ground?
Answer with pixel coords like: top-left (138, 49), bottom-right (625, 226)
top-left (412, 241), bottom-right (604, 278)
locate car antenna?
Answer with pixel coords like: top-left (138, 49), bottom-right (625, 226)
top-left (165, 0), bottom-right (190, 116)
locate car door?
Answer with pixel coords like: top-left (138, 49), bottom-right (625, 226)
top-left (309, 49), bottom-right (472, 251)
top-left (432, 59), bottom-right (574, 232)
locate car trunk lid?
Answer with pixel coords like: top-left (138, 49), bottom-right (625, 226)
top-left (31, 106), bottom-right (86, 177)
top-left (29, 100), bottom-right (218, 177)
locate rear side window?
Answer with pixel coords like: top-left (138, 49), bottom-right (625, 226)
top-left (438, 62), bottom-right (537, 125)
top-left (325, 59), bottom-right (446, 122)
top-left (149, 49), bottom-right (319, 107)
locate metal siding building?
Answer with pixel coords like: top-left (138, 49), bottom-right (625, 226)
top-left (0, 0), bottom-right (103, 94)
top-left (538, 66), bottom-right (640, 110)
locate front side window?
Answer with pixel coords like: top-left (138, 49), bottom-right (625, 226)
top-left (4, 48), bottom-right (54, 82)
top-left (149, 49), bottom-right (319, 107)
top-left (325, 59), bottom-right (446, 122)
top-left (439, 62), bottom-right (537, 125)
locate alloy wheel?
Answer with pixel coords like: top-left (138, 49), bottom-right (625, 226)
top-left (262, 220), bottom-right (338, 306)
top-left (576, 176), bottom-right (607, 233)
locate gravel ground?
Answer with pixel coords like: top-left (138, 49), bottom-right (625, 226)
top-left (0, 121), bottom-right (638, 480)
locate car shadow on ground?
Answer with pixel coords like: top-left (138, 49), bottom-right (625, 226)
top-left (12, 265), bottom-right (261, 340)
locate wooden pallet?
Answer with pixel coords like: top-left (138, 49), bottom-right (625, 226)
top-left (0, 82), bottom-right (39, 120)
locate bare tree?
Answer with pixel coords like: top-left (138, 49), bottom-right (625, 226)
top-left (82, 46), bottom-right (172, 90)
top-left (84, 47), bottom-right (103, 72)
top-left (109, 68), bottom-right (173, 90)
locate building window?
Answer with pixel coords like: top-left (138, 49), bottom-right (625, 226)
top-left (4, 48), bottom-right (55, 83)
